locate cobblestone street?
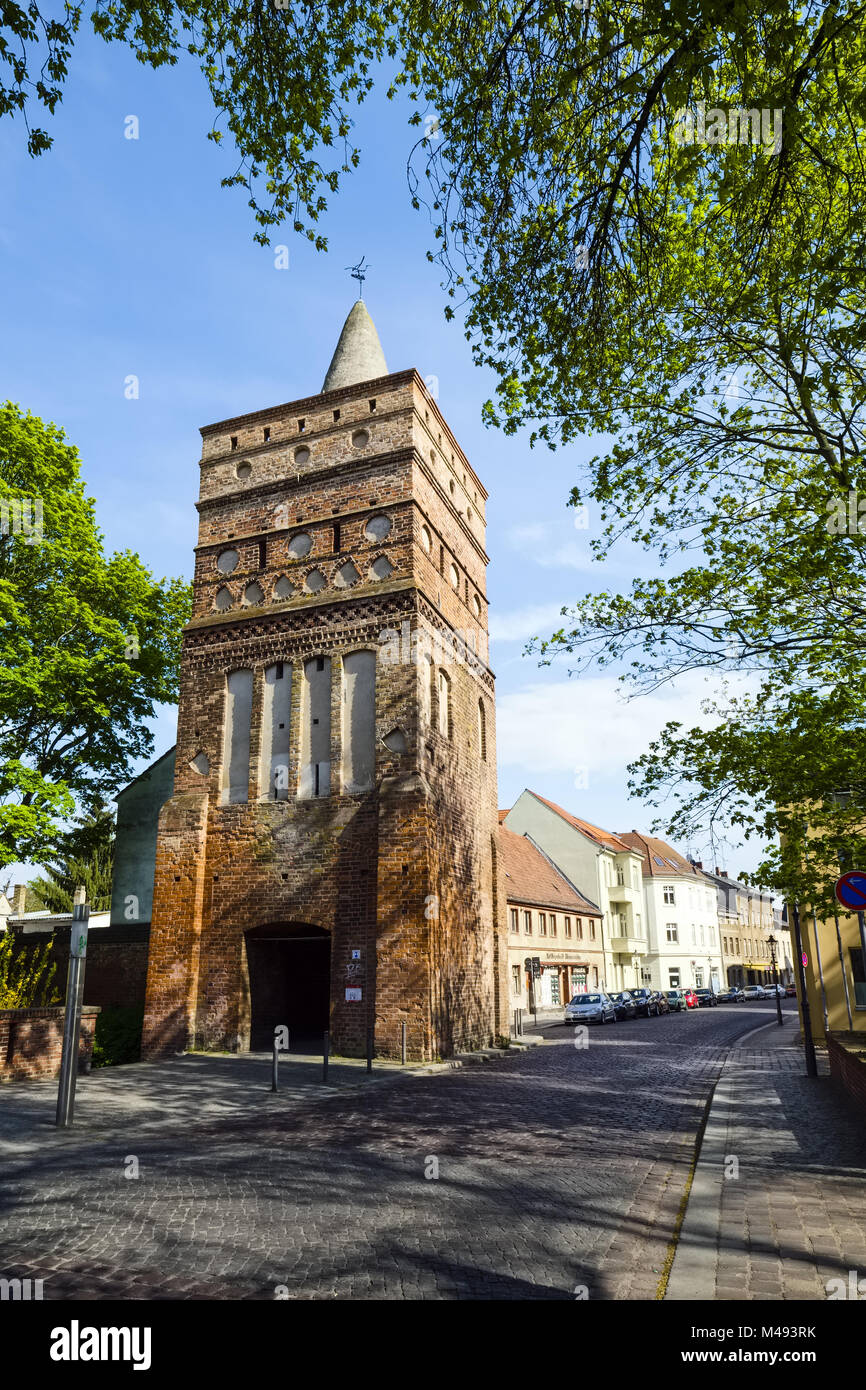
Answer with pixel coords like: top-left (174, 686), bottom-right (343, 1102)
top-left (2, 1001), bottom-right (864, 1300)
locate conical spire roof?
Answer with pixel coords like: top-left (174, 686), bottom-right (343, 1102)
top-left (321, 299), bottom-right (388, 393)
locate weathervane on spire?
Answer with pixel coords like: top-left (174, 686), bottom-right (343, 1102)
top-left (346, 256), bottom-right (370, 298)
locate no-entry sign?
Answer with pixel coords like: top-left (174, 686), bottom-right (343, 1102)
top-left (834, 871), bottom-right (866, 911)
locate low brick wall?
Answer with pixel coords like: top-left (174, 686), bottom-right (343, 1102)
top-left (827, 1033), bottom-right (866, 1109)
top-left (0, 1006), bottom-right (100, 1083)
top-left (8, 924), bottom-right (150, 1011)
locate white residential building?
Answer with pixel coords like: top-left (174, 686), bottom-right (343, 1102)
top-left (618, 832), bottom-right (723, 992)
top-left (503, 791), bottom-right (648, 991)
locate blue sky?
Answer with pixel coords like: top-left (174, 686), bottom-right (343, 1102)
top-left (0, 25), bottom-right (761, 880)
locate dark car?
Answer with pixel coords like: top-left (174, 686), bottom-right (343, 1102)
top-left (653, 990), bottom-right (671, 1014)
top-left (695, 988), bottom-right (719, 1007)
top-left (717, 987), bottom-right (745, 1003)
top-left (629, 988), bottom-right (660, 1017)
top-left (785, 983), bottom-right (797, 997)
top-left (665, 989), bottom-right (687, 1012)
top-left (610, 991), bottom-right (637, 1020)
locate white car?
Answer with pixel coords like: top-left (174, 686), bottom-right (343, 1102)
top-left (742, 985), bottom-right (767, 999)
top-left (763, 983), bottom-right (785, 997)
top-left (564, 992), bottom-right (617, 1025)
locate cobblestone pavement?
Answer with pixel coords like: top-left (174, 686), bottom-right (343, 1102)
top-left (668, 1020), bottom-right (866, 1301)
top-left (0, 1003), bottom-right (829, 1301)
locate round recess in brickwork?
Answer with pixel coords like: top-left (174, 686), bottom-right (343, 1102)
top-left (370, 555), bottom-right (394, 581)
top-left (449, 562), bottom-right (459, 590)
top-left (294, 445), bottom-right (311, 466)
top-left (243, 581), bottom-right (264, 606)
top-left (420, 525), bottom-right (433, 554)
top-left (273, 575), bottom-right (293, 600)
top-left (216, 548), bottom-right (239, 574)
top-left (352, 428), bottom-right (370, 449)
top-left (288, 532), bottom-right (312, 559)
top-left (335, 560), bottom-right (361, 588)
top-left (236, 460), bottom-right (252, 480)
top-left (364, 513), bottom-right (392, 542)
top-left (304, 569), bottom-right (326, 593)
top-left (473, 593), bottom-right (482, 619)
top-left (215, 586), bottom-right (233, 611)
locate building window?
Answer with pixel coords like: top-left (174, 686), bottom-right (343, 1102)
top-left (512, 965), bottom-right (521, 995)
top-left (576, 918), bottom-right (583, 939)
top-left (669, 970), bottom-right (680, 988)
top-left (616, 865), bottom-right (625, 885)
top-left (549, 914), bottom-right (557, 937)
top-left (260, 661), bottom-right (292, 801)
top-left (477, 700), bottom-right (487, 761)
top-left (341, 650), bottom-right (376, 794)
top-left (593, 967), bottom-right (599, 987)
top-left (564, 916), bottom-right (572, 938)
top-left (850, 948), bottom-right (865, 1008)
top-left (523, 911), bottom-right (532, 935)
top-left (538, 913), bottom-right (546, 936)
top-left (632, 865), bottom-right (640, 888)
top-left (510, 908), bottom-right (518, 934)
top-left (666, 923), bottom-right (678, 943)
top-left (222, 669), bottom-right (253, 804)
top-left (589, 920), bottom-right (596, 940)
top-left (299, 655), bottom-right (331, 798)
top-left (437, 669), bottom-right (451, 737)
top-left (663, 885), bottom-right (676, 904)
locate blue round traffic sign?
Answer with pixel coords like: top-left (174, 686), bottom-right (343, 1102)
top-left (834, 871), bottom-right (866, 910)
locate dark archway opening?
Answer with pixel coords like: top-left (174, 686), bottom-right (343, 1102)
top-left (245, 923), bottom-right (331, 1052)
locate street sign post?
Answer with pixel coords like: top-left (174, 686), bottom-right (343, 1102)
top-left (55, 902), bottom-right (90, 1128)
top-left (835, 872), bottom-right (866, 1010)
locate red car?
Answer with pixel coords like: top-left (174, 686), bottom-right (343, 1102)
top-left (683, 989), bottom-right (699, 1009)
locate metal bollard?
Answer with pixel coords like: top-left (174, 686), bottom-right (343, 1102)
top-left (271, 1033), bottom-right (279, 1092)
top-left (401, 1021), bottom-right (407, 1065)
top-left (323, 1030), bottom-right (329, 1084)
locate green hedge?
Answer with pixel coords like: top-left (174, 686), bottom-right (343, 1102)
top-left (91, 1006), bottom-right (144, 1068)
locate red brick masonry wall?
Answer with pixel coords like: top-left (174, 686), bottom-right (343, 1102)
top-left (0, 1006), bottom-right (100, 1083)
top-left (827, 1033), bottom-right (866, 1109)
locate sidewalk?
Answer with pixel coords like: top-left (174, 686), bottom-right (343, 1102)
top-left (666, 1019), bottom-right (866, 1299)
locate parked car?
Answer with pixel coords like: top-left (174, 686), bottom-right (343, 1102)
top-left (717, 987), bottom-right (745, 1003)
top-left (653, 990), bottom-right (671, 1014)
top-left (683, 988), bottom-right (699, 1008)
top-left (564, 992), bottom-right (617, 1025)
top-left (665, 989), bottom-right (687, 1012)
top-left (764, 983), bottom-right (785, 997)
top-left (694, 988), bottom-right (719, 1007)
top-left (785, 983), bottom-right (797, 997)
top-left (742, 985), bottom-right (767, 1000)
top-left (629, 987), bottom-right (660, 1017)
top-left (610, 991), bottom-right (637, 1020)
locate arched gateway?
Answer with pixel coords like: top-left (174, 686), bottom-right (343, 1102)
top-left (245, 923), bottom-right (331, 1051)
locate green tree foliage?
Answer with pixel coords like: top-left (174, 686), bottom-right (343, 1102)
top-left (4, 3), bottom-right (865, 901)
top-left (0, 929), bottom-right (58, 1008)
top-left (0, 403), bottom-right (190, 867)
top-left (29, 805), bottom-right (115, 914)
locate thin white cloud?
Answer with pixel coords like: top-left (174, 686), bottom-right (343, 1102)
top-left (496, 672), bottom-right (732, 779)
top-left (489, 602), bottom-right (571, 644)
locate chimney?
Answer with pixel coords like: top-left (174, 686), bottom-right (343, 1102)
top-left (714, 867), bottom-right (727, 878)
top-left (693, 860), bottom-right (703, 870)
top-left (12, 883), bottom-right (27, 914)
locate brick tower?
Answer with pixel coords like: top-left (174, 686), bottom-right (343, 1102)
top-left (142, 300), bottom-right (507, 1061)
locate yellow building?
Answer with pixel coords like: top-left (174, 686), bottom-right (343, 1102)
top-left (799, 900), bottom-right (866, 1042)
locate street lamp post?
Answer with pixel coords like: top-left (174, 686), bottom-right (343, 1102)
top-left (767, 933), bottom-right (784, 1027)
